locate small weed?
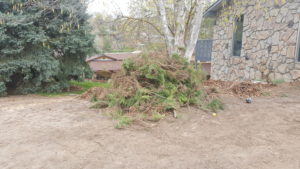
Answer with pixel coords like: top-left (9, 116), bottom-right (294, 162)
top-left (136, 113), bottom-right (148, 121)
top-left (112, 111), bottom-right (133, 129)
top-left (211, 87), bottom-right (219, 93)
top-left (173, 111), bottom-right (182, 119)
top-left (262, 92), bottom-right (271, 96)
top-left (272, 79), bottom-right (285, 85)
top-left (280, 93), bottom-right (288, 97)
top-left (150, 112), bottom-right (165, 122)
top-left (115, 116), bottom-right (133, 129)
top-left (207, 99), bottom-right (224, 112)
top-left (90, 101), bottom-right (109, 109)
top-left (90, 95), bottom-right (98, 102)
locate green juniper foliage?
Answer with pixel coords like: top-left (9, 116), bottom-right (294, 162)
top-left (102, 53), bottom-right (205, 116)
top-left (207, 99), bottom-right (224, 113)
top-left (0, 0), bottom-right (94, 96)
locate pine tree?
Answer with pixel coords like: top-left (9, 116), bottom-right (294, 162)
top-left (0, 0), bottom-right (95, 96)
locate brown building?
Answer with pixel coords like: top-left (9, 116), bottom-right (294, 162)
top-left (86, 52), bottom-right (138, 79)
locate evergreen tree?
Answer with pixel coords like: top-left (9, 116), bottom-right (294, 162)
top-left (0, 0), bottom-right (94, 96)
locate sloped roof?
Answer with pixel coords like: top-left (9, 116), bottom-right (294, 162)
top-left (86, 52), bottom-right (138, 62)
top-left (204, 0), bottom-right (229, 17)
top-left (86, 52), bottom-right (140, 72)
top-left (105, 52), bottom-right (138, 61)
top-left (88, 61), bottom-right (124, 72)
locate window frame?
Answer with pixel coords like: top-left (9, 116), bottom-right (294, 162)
top-left (232, 15), bottom-right (244, 57)
top-left (296, 22), bottom-right (300, 62)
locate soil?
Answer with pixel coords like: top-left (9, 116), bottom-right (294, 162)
top-left (0, 84), bottom-right (300, 169)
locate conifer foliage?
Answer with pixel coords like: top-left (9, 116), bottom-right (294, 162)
top-left (0, 0), bottom-right (94, 96)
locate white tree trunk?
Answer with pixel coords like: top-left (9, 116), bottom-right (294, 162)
top-left (174, 0), bottom-right (187, 55)
top-left (184, 0), bottom-right (205, 61)
top-left (184, 0), bottom-right (205, 62)
top-left (155, 0), bottom-right (205, 61)
top-left (156, 0), bottom-right (174, 57)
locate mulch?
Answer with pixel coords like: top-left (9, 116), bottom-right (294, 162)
top-left (203, 80), bottom-right (274, 98)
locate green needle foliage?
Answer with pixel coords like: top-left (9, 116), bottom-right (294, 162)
top-left (101, 53), bottom-right (206, 116)
top-left (0, 0), bottom-right (94, 96)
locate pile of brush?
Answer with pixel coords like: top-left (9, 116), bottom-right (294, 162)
top-left (88, 52), bottom-right (207, 117)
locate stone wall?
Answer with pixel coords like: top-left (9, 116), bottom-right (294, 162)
top-left (211, 0), bottom-right (300, 82)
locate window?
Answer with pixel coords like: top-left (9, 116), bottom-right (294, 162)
top-left (298, 43), bottom-right (300, 62)
top-left (297, 22), bottom-right (300, 62)
top-left (232, 15), bottom-right (244, 57)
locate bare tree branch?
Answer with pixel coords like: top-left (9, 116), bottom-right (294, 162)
top-left (120, 16), bottom-right (164, 37)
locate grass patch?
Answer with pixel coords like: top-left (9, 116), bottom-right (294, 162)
top-left (207, 99), bottom-right (224, 112)
top-left (38, 81), bottom-right (109, 97)
top-left (69, 80), bottom-right (110, 90)
top-left (90, 94), bottom-right (98, 102)
top-left (150, 112), bottom-right (165, 122)
top-left (90, 101), bottom-right (109, 109)
top-left (112, 111), bottom-right (133, 129)
top-left (280, 93), bottom-right (288, 97)
top-left (272, 79), bottom-right (285, 85)
top-left (261, 92), bottom-right (271, 96)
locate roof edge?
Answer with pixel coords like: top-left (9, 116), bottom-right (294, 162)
top-left (204, 0), bottom-right (227, 17)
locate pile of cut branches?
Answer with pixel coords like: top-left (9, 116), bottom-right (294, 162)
top-left (89, 52), bottom-right (207, 118)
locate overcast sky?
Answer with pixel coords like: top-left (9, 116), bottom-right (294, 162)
top-left (87, 0), bottom-right (130, 15)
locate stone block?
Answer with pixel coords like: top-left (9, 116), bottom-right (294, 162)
top-left (278, 64), bottom-right (287, 74)
top-left (295, 64), bottom-right (300, 70)
top-left (291, 70), bottom-right (300, 79)
top-left (257, 31), bottom-right (270, 40)
top-left (287, 46), bottom-right (296, 58)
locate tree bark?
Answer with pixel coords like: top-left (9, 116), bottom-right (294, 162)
top-left (174, 0), bottom-right (187, 55)
top-left (155, 0), bottom-right (205, 61)
top-left (156, 0), bottom-right (174, 57)
top-left (184, 0), bottom-right (205, 62)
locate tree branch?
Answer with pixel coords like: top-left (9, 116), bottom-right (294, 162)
top-left (120, 16), bottom-right (164, 37)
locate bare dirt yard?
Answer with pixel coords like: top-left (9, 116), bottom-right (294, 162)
top-left (0, 84), bottom-right (300, 169)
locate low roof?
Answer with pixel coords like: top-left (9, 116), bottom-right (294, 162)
top-left (88, 61), bottom-right (123, 72)
top-left (204, 0), bottom-right (229, 17)
top-left (86, 52), bottom-right (139, 62)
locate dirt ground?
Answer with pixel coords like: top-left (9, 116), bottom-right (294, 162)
top-left (0, 85), bottom-right (300, 169)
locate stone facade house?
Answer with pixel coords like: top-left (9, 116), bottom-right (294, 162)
top-left (205, 0), bottom-right (300, 82)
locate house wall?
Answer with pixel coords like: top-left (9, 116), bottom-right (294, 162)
top-left (211, 0), bottom-right (300, 82)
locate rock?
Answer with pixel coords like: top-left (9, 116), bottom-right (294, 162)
top-left (270, 9), bottom-right (280, 17)
top-left (272, 32), bottom-right (280, 45)
top-left (271, 46), bottom-right (279, 53)
top-left (275, 73), bottom-right (283, 80)
top-left (291, 70), bottom-right (300, 79)
top-left (287, 31), bottom-right (297, 44)
top-left (246, 98), bottom-right (252, 104)
top-left (257, 31), bottom-right (270, 40)
top-left (287, 46), bottom-right (296, 58)
top-left (283, 74), bottom-right (292, 82)
top-left (281, 29), bottom-right (294, 42)
top-left (278, 64), bottom-right (287, 74)
top-left (276, 13), bottom-right (284, 23)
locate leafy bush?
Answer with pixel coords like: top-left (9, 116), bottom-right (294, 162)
top-left (0, 82), bottom-right (7, 97)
